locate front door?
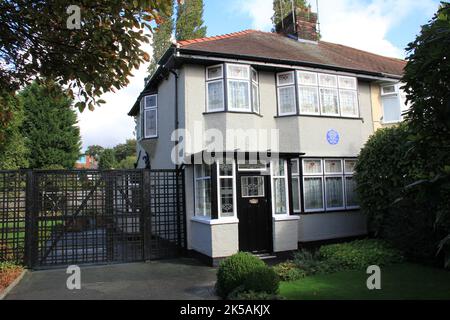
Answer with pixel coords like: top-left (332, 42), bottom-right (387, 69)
top-left (237, 174), bottom-right (272, 253)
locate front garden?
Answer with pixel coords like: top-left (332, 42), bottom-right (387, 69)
top-left (0, 262), bottom-right (23, 296)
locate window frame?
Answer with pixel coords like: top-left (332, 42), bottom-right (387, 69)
top-left (227, 78), bottom-right (251, 112)
top-left (206, 65), bottom-right (225, 112)
top-left (144, 94), bottom-right (158, 139)
top-left (291, 159), bottom-right (301, 213)
top-left (380, 83), bottom-right (405, 124)
top-left (277, 81), bottom-right (297, 116)
top-left (270, 159), bottom-right (290, 216)
top-left (194, 164), bottom-right (212, 218)
top-left (216, 160), bottom-right (237, 219)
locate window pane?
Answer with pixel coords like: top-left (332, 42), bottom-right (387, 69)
top-left (252, 83), bottom-right (259, 113)
top-left (278, 86), bottom-right (296, 114)
top-left (274, 178), bottom-right (287, 214)
top-left (273, 159), bottom-right (285, 176)
top-left (344, 160), bottom-right (357, 174)
top-left (324, 159), bottom-right (343, 174)
top-left (241, 176), bottom-right (265, 197)
top-left (382, 94), bottom-right (401, 122)
top-left (228, 80), bottom-right (250, 110)
top-left (144, 109), bottom-right (157, 137)
top-left (220, 178), bottom-right (234, 217)
top-left (345, 177), bottom-right (359, 207)
top-left (320, 88), bottom-right (339, 115)
top-left (251, 69), bottom-right (258, 83)
top-left (219, 163), bottom-right (233, 176)
top-left (325, 177), bottom-right (344, 209)
top-left (319, 74), bottom-right (337, 87)
top-left (299, 86), bottom-right (319, 114)
top-left (298, 71), bottom-right (318, 86)
top-left (382, 85), bottom-right (396, 95)
top-left (145, 95), bottom-right (157, 108)
top-left (292, 176), bottom-right (300, 212)
top-left (277, 72), bottom-right (295, 86)
top-left (207, 65), bottom-right (223, 80)
top-left (291, 159), bottom-right (299, 175)
top-left (195, 164), bottom-right (212, 178)
top-left (195, 178), bottom-right (211, 217)
top-left (338, 76), bottom-right (357, 90)
top-left (304, 177), bottom-right (323, 210)
top-left (135, 116), bottom-right (141, 140)
top-left (303, 159), bottom-right (322, 174)
top-left (227, 64), bottom-right (249, 79)
top-left (339, 90), bottom-right (358, 117)
top-left (238, 160), bottom-right (267, 171)
top-left (207, 80), bottom-right (224, 111)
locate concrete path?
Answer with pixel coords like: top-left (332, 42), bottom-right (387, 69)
top-left (5, 258), bottom-right (218, 300)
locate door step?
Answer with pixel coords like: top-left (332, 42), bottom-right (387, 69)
top-left (253, 253), bottom-right (277, 260)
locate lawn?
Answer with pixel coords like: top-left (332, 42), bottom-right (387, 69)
top-left (279, 263), bottom-right (450, 300)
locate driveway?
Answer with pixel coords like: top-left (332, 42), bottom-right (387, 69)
top-left (5, 258), bottom-right (218, 300)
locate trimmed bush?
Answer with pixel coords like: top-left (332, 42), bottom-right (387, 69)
top-left (318, 239), bottom-right (404, 270)
top-left (273, 262), bottom-right (306, 281)
top-left (216, 252), bottom-right (265, 298)
top-left (243, 266), bottom-right (279, 294)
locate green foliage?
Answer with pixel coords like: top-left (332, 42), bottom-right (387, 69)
top-left (148, 0), bottom-right (175, 76)
top-left (0, 91), bottom-right (29, 169)
top-left (243, 266), bottom-right (280, 294)
top-left (228, 288), bottom-right (283, 301)
top-left (402, 3), bottom-right (450, 267)
top-left (113, 139), bottom-right (137, 163)
top-left (117, 156), bottom-right (137, 169)
top-left (98, 148), bottom-right (117, 170)
top-left (216, 252), bottom-right (265, 299)
top-left (19, 82), bottom-right (81, 169)
top-left (0, 0), bottom-right (172, 112)
top-left (85, 145), bottom-right (105, 162)
top-left (318, 239), bottom-right (404, 271)
top-left (272, 0), bottom-right (307, 25)
top-left (292, 249), bottom-right (332, 275)
top-left (273, 261), bottom-right (306, 281)
top-left (176, 0), bottom-right (207, 41)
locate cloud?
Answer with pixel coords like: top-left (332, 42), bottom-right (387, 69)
top-left (232, 0), bottom-right (438, 58)
top-left (77, 35), bottom-right (153, 151)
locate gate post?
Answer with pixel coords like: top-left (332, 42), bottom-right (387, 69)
top-left (142, 169), bottom-right (152, 260)
top-left (24, 170), bottom-right (37, 269)
top-left (104, 171), bottom-right (114, 262)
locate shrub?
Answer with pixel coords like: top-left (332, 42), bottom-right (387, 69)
top-left (292, 249), bottom-right (330, 275)
top-left (318, 239), bottom-right (404, 270)
top-left (216, 252), bottom-right (265, 298)
top-left (0, 262), bottom-right (23, 292)
top-left (228, 288), bottom-right (283, 300)
top-left (273, 262), bottom-right (306, 281)
top-left (243, 266), bottom-right (279, 294)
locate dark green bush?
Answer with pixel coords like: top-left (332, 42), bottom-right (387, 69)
top-left (273, 262), bottom-right (306, 281)
top-left (243, 266), bottom-right (279, 294)
top-left (318, 239), bottom-right (403, 270)
top-left (292, 249), bottom-right (330, 275)
top-left (216, 252), bottom-right (265, 298)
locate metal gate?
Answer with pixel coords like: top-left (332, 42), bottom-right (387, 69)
top-left (0, 169), bottom-right (186, 269)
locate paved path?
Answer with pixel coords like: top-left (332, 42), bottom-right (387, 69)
top-left (5, 258), bottom-right (218, 300)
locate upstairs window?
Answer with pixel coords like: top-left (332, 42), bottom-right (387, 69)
top-left (277, 71), bottom-right (297, 116)
top-left (144, 94), bottom-right (157, 138)
top-left (206, 64), bottom-right (259, 114)
top-left (381, 83), bottom-right (409, 123)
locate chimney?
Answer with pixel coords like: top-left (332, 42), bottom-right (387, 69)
top-left (276, 5), bottom-right (319, 42)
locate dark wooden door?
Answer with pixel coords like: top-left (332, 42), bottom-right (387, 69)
top-left (237, 174), bottom-right (272, 253)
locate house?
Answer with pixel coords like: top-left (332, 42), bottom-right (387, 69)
top-left (128, 7), bottom-right (407, 265)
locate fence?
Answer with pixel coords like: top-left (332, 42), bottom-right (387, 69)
top-left (0, 169), bottom-right (186, 269)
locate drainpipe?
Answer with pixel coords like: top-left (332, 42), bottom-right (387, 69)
top-left (169, 69), bottom-right (179, 171)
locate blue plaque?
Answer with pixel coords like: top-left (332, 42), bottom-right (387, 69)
top-left (327, 129), bottom-right (340, 145)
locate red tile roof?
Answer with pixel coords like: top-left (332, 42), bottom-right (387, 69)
top-left (177, 29), bottom-right (406, 77)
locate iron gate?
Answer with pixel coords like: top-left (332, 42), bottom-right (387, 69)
top-left (0, 169), bottom-right (186, 269)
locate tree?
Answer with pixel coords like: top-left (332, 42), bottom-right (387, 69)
top-left (175, 0), bottom-right (207, 41)
top-left (117, 156), bottom-right (137, 169)
top-left (98, 148), bottom-right (117, 170)
top-left (402, 3), bottom-right (450, 266)
top-left (19, 81), bottom-right (81, 169)
top-left (113, 139), bottom-right (137, 163)
top-left (0, 0), bottom-right (172, 112)
top-left (85, 145), bottom-right (105, 162)
top-left (272, 0), bottom-right (307, 26)
top-left (0, 91), bottom-right (28, 169)
top-left (148, 0), bottom-right (175, 76)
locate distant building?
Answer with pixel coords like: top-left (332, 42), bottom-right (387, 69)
top-left (75, 155), bottom-right (98, 169)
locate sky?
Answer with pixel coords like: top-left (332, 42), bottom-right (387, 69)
top-left (77, 0), bottom-right (440, 152)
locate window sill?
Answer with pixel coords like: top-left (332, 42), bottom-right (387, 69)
top-left (273, 215), bottom-right (300, 221)
top-left (203, 111), bottom-right (263, 117)
top-left (191, 216), bottom-right (239, 225)
top-left (139, 136), bottom-right (159, 141)
top-left (299, 208), bottom-right (361, 215)
top-left (274, 114), bottom-right (362, 121)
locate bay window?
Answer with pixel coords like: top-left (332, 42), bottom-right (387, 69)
top-left (277, 70), bottom-right (359, 118)
top-left (206, 64), bottom-right (259, 113)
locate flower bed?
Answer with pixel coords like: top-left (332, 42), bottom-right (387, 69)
top-left (0, 262), bottom-right (24, 295)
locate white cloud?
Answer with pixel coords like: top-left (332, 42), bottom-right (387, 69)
top-left (232, 0), bottom-right (438, 58)
top-left (77, 36), bottom-right (153, 151)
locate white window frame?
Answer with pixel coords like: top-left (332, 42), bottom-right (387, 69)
top-left (344, 159), bottom-right (359, 209)
top-left (144, 94), bottom-right (158, 139)
top-left (270, 159), bottom-right (290, 216)
top-left (291, 159), bottom-right (301, 213)
top-left (216, 160), bottom-right (237, 220)
top-left (277, 71), bottom-right (297, 116)
top-left (319, 87), bottom-right (340, 117)
top-left (380, 83), bottom-right (406, 124)
top-left (194, 164), bottom-right (212, 218)
top-left (251, 68), bottom-right (260, 114)
top-left (324, 175), bottom-right (345, 211)
top-left (302, 159), bottom-right (325, 213)
top-left (206, 65), bottom-right (225, 112)
top-left (324, 159), bottom-right (344, 175)
top-left (226, 64), bottom-right (251, 112)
